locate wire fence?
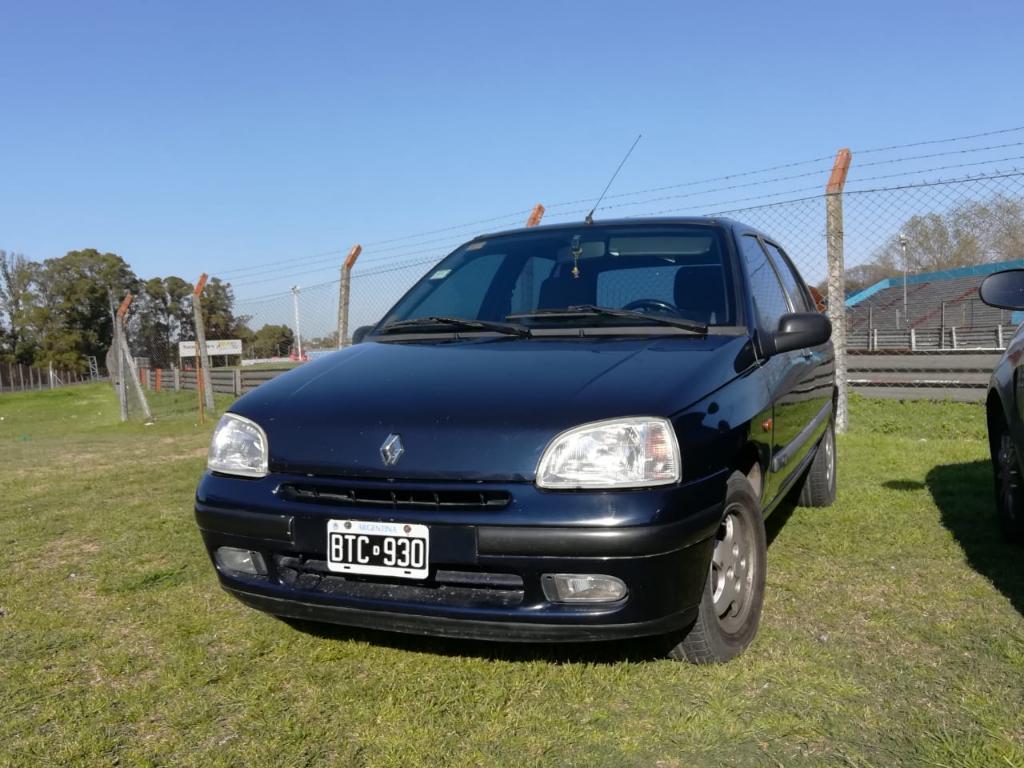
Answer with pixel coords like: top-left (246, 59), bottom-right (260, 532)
top-left (226, 128), bottom-right (1024, 403)
top-left (0, 361), bottom-right (97, 393)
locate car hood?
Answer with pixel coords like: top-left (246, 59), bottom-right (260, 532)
top-left (231, 335), bottom-right (752, 481)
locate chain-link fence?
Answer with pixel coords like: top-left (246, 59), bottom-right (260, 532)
top-left (229, 129), bottom-right (1024, 404)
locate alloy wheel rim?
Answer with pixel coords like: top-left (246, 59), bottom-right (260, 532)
top-left (710, 507), bottom-right (754, 631)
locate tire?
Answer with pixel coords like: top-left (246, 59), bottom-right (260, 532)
top-left (668, 472), bottom-right (767, 664)
top-left (993, 425), bottom-right (1024, 545)
top-left (796, 419), bottom-right (837, 508)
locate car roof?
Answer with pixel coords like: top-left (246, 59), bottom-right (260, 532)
top-left (473, 216), bottom-right (753, 242)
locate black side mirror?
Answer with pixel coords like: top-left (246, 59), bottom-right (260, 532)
top-left (979, 269), bottom-right (1024, 310)
top-left (351, 325), bottom-right (374, 345)
top-left (766, 312), bottom-right (832, 356)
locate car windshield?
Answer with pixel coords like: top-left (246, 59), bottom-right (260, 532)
top-left (377, 224), bottom-right (737, 334)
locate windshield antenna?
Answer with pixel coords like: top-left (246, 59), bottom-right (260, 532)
top-left (584, 133), bottom-right (642, 225)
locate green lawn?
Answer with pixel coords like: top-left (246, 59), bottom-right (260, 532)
top-left (1, 385), bottom-right (1021, 767)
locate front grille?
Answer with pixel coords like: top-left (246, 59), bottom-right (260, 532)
top-left (278, 483), bottom-right (510, 511)
top-left (274, 555), bottom-right (525, 608)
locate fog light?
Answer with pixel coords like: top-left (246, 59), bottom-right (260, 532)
top-left (542, 574), bottom-right (627, 603)
top-left (214, 547), bottom-right (267, 577)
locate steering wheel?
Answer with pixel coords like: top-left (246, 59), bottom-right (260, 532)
top-left (622, 298), bottom-right (681, 316)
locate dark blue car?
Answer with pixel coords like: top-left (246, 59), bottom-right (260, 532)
top-left (197, 218), bottom-right (836, 663)
top-left (979, 269), bottom-right (1024, 544)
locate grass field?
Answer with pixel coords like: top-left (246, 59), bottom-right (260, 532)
top-left (1, 385), bottom-right (1022, 767)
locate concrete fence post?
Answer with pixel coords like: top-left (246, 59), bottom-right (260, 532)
top-left (998, 325), bottom-right (1004, 349)
top-left (951, 327), bottom-right (958, 349)
top-left (910, 328), bottom-right (916, 351)
top-left (234, 369), bottom-right (242, 396)
top-left (825, 148), bottom-right (852, 433)
top-left (337, 244), bottom-right (362, 349)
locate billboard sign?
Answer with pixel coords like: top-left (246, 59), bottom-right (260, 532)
top-left (178, 339), bottom-right (243, 358)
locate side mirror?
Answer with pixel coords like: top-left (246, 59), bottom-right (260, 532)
top-left (979, 269), bottom-right (1024, 310)
top-left (766, 312), bottom-right (832, 356)
top-left (351, 325), bottom-right (374, 345)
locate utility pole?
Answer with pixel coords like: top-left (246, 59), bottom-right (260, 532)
top-left (292, 285), bottom-right (303, 359)
top-left (337, 244), bottom-right (362, 349)
top-left (192, 273), bottom-right (215, 415)
top-left (899, 231), bottom-right (909, 329)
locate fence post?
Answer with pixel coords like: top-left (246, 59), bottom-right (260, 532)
top-left (825, 148), bottom-right (852, 433)
top-left (940, 301), bottom-right (946, 349)
top-left (19, 364), bottom-right (24, 391)
top-left (872, 328), bottom-right (878, 351)
top-left (951, 327), bottom-right (958, 349)
top-left (174, 366), bottom-right (181, 392)
top-left (116, 295), bottom-right (153, 422)
top-left (234, 368), bottom-right (242, 396)
top-left (111, 299), bottom-right (129, 420)
top-left (337, 244), bottom-right (362, 349)
top-left (192, 273), bottom-right (215, 416)
top-left (910, 328), bottom-right (916, 351)
top-left (998, 325), bottom-right (1004, 349)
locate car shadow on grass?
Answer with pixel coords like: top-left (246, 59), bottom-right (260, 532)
top-left (925, 459), bottom-right (1024, 615)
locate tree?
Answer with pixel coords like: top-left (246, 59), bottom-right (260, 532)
top-left (30, 249), bottom-right (137, 371)
top-left (249, 324), bottom-right (295, 358)
top-left (130, 276), bottom-right (196, 367)
top-left (0, 250), bottom-right (38, 363)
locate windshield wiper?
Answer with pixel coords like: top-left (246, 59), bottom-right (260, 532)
top-left (507, 305), bottom-right (708, 334)
top-left (379, 316), bottom-right (531, 337)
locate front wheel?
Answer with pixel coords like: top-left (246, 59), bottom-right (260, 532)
top-left (994, 427), bottom-right (1024, 545)
top-left (668, 473), bottom-right (767, 664)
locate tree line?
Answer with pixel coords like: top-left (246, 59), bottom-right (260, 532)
top-left (0, 248), bottom-right (296, 372)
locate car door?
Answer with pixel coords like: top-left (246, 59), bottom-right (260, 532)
top-left (761, 239), bottom-right (834, 496)
top-left (737, 234), bottom-right (825, 505)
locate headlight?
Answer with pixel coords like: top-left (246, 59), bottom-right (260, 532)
top-left (208, 413), bottom-right (269, 478)
top-left (536, 417), bottom-right (680, 489)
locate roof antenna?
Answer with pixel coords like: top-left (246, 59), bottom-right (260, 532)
top-left (585, 133), bottom-right (642, 225)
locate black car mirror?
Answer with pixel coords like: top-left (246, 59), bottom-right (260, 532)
top-left (351, 325), bottom-right (374, 345)
top-left (766, 312), bottom-right (832, 356)
top-left (979, 269), bottom-right (1024, 310)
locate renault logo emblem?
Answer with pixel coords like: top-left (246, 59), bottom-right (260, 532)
top-left (380, 433), bottom-right (404, 466)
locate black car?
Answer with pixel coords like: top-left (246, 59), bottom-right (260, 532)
top-left (979, 269), bottom-right (1024, 544)
top-left (197, 218), bottom-right (836, 663)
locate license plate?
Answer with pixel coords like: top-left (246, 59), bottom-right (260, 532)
top-left (326, 519), bottom-right (429, 580)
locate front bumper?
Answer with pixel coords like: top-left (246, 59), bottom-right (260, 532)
top-left (195, 471), bottom-right (727, 642)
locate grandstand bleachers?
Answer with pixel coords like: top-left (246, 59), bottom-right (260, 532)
top-left (845, 260), bottom-right (1024, 350)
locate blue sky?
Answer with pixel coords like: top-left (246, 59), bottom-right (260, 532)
top-left (2, 0), bottom-right (1022, 301)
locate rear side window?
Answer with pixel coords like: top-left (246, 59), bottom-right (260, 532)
top-left (763, 241), bottom-right (810, 312)
top-left (738, 235), bottom-right (791, 332)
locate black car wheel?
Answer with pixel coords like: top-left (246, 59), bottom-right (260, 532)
top-left (994, 428), bottom-right (1024, 545)
top-left (796, 419), bottom-right (837, 508)
top-left (669, 472), bottom-right (766, 664)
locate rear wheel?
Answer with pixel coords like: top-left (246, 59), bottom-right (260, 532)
top-left (796, 419), bottom-right (836, 508)
top-left (669, 473), bottom-right (766, 664)
top-left (994, 427), bottom-right (1024, 545)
